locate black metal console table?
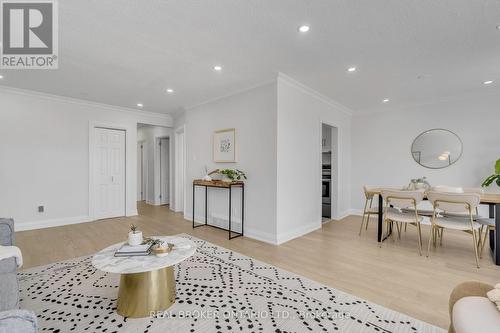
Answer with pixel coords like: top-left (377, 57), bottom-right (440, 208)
top-left (192, 179), bottom-right (244, 240)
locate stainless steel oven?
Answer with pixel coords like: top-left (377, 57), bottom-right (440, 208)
top-left (322, 165), bottom-right (331, 217)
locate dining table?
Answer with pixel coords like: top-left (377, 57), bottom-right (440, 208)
top-left (365, 188), bottom-right (500, 266)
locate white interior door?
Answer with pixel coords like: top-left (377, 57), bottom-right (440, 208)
top-left (94, 127), bottom-right (126, 219)
top-left (137, 142), bottom-right (144, 201)
top-left (158, 138), bottom-right (169, 205)
top-left (175, 130), bottom-right (184, 212)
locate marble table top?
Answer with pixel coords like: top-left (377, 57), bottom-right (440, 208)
top-left (91, 236), bottom-right (196, 274)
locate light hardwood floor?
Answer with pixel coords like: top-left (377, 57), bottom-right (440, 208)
top-left (16, 202), bottom-right (500, 329)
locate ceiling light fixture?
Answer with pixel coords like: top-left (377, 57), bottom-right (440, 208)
top-left (213, 65), bottom-right (222, 71)
top-left (483, 80), bottom-right (494, 85)
top-left (166, 88), bottom-right (174, 93)
top-left (298, 25), bottom-right (310, 33)
top-left (137, 103), bottom-right (143, 108)
top-left (0, 75), bottom-right (3, 79)
top-left (382, 98), bottom-right (390, 103)
top-left (347, 67), bottom-right (357, 72)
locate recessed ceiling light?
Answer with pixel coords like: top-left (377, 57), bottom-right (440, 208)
top-left (382, 98), bottom-right (390, 103)
top-left (166, 88), bottom-right (174, 93)
top-left (483, 80), bottom-right (494, 85)
top-left (347, 67), bottom-right (357, 72)
top-left (213, 65), bottom-right (222, 71)
top-left (298, 25), bottom-right (310, 33)
top-left (0, 75), bottom-right (3, 79)
top-left (496, 25), bottom-right (500, 30)
top-left (137, 103), bottom-right (143, 108)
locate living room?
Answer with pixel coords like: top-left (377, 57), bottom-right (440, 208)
top-left (1, 1), bottom-right (500, 332)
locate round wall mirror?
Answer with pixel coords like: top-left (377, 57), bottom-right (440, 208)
top-left (411, 129), bottom-right (463, 169)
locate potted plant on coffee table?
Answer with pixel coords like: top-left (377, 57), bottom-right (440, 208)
top-left (128, 224), bottom-right (143, 246)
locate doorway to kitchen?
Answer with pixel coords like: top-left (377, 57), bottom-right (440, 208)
top-left (321, 123), bottom-right (338, 222)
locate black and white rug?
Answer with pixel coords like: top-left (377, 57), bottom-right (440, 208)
top-left (19, 235), bottom-right (445, 333)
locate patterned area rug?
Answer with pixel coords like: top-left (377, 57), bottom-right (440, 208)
top-left (19, 235), bottom-right (445, 333)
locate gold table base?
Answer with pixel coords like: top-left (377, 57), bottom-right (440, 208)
top-left (117, 266), bottom-right (176, 318)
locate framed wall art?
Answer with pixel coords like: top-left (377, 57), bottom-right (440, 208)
top-left (213, 128), bottom-right (236, 163)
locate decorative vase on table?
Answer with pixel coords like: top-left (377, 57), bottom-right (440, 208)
top-left (405, 177), bottom-right (431, 191)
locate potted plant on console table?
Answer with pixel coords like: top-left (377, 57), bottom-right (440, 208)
top-left (219, 169), bottom-right (247, 182)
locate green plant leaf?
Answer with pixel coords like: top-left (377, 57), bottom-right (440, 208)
top-left (497, 176), bottom-right (500, 187)
top-left (495, 159), bottom-right (500, 174)
top-left (482, 175), bottom-right (497, 187)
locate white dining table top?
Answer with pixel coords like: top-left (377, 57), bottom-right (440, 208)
top-left (365, 187), bottom-right (500, 204)
top-left (92, 235), bottom-right (196, 274)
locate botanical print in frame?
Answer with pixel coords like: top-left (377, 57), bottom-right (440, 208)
top-left (213, 128), bottom-right (236, 163)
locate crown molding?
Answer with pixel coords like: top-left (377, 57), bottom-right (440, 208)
top-left (355, 87), bottom-right (500, 116)
top-left (184, 79), bottom-right (276, 111)
top-left (277, 73), bottom-right (353, 116)
top-left (0, 85), bottom-right (173, 122)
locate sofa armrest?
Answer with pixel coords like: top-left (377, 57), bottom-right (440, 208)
top-left (448, 281), bottom-right (493, 333)
top-left (0, 309), bottom-right (37, 333)
top-left (0, 219), bottom-right (14, 247)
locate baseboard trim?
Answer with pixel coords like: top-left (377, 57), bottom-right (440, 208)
top-left (348, 209), bottom-right (364, 216)
top-left (15, 215), bottom-right (93, 231)
top-left (276, 222), bottom-right (321, 245)
top-left (126, 210), bottom-right (138, 217)
top-left (243, 228), bottom-right (277, 245)
top-left (184, 214), bottom-right (277, 245)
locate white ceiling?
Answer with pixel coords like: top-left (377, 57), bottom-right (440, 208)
top-left (1, 0), bottom-right (499, 114)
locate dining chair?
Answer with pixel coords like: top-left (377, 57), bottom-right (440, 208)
top-left (428, 186), bottom-right (466, 244)
top-left (427, 192), bottom-right (482, 268)
top-left (380, 189), bottom-right (425, 255)
top-left (477, 218), bottom-right (495, 258)
top-left (358, 186), bottom-right (379, 235)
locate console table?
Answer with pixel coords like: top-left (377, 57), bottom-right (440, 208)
top-left (192, 179), bottom-right (244, 239)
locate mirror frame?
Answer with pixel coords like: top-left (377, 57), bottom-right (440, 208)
top-left (411, 128), bottom-right (463, 169)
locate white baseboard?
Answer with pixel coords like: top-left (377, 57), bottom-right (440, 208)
top-left (15, 215), bottom-right (93, 231)
top-left (184, 214), bottom-right (277, 245)
top-left (243, 228), bottom-right (277, 245)
top-left (347, 209), bottom-right (364, 217)
top-left (336, 208), bottom-right (363, 220)
top-left (126, 209), bottom-right (138, 217)
top-left (276, 222), bottom-right (321, 245)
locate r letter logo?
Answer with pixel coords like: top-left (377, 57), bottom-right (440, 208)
top-left (1, 0), bottom-right (58, 69)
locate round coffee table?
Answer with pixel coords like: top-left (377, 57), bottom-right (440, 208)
top-left (92, 235), bottom-right (196, 318)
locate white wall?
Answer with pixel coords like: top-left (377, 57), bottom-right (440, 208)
top-left (351, 92), bottom-right (500, 214)
top-left (137, 125), bottom-right (173, 205)
top-left (181, 83), bottom-right (278, 244)
top-left (0, 87), bottom-right (172, 230)
top-left (276, 74), bottom-right (352, 244)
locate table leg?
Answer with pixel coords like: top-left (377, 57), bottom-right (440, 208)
top-left (489, 204), bottom-right (495, 252)
top-left (377, 194), bottom-right (383, 242)
top-left (228, 185), bottom-right (232, 240)
top-left (493, 204), bottom-right (500, 265)
top-left (241, 184), bottom-right (244, 237)
top-left (117, 266), bottom-right (176, 318)
top-left (205, 185), bottom-right (208, 225)
top-left (192, 184), bottom-right (195, 228)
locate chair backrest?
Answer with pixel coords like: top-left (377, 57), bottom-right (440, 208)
top-left (427, 192), bottom-right (480, 214)
top-left (381, 189), bottom-right (425, 209)
top-left (363, 186), bottom-right (377, 200)
top-left (432, 185), bottom-right (463, 193)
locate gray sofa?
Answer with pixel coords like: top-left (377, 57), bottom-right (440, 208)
top-left (0, 218), bottom-right (37, 333)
